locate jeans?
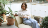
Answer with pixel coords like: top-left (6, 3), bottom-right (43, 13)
top-left (23, 18), bottom-right (40, 28)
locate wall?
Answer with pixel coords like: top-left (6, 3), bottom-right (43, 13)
top-left (5, 3), bottom-right (48, 17)
top-left (32, 4), bottom-right (48, 17)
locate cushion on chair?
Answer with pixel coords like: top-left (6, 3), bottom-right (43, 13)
top-left (18, 24), bottom-right (32, 28)
top-left (31, 15), bottom-right (34, 19)
top-left (34, 16), bottom-right (40, 23)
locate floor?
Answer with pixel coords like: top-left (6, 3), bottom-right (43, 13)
top-left (0, 21), bottom-right (18, 28)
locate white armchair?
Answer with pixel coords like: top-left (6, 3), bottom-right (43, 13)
top-left (15, 15), bottom-right (40, 28)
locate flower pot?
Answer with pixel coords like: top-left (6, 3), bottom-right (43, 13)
top-left (3, 14), bottom-right (6, 22)
top-left (46, 0), bottom-right (48, 2)
top-left (0, 22), bottom-right (2, 26)
top-left (0, 19), bottom-right (3, 23)
top-left (0, 14), bottom-right (3, 16)
top-left (7, 17), bottom-right (15, 25)
top-left (0, 14), bottom-right (6, 22)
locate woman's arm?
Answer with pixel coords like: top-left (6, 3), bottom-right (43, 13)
top-left (22, 16), bottom-right (28, 18)
top-left (22, 15), bottom-right (31, 19)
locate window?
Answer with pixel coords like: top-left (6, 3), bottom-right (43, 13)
top-left (36, 0), bottom-right (45, 1)
top-left (32, 0), bottom-right (48, 3)
top-left (10, 0), bottom-right (32, 2)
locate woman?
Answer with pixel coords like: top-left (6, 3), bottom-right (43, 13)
top-left (15, 2), bottom-right (40, 28)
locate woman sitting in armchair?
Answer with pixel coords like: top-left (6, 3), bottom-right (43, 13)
top-left (14, 2), bottom-right (40, 28)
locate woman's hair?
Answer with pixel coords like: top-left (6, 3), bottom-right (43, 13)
top-left (21, 2), bottom-right (27, 9)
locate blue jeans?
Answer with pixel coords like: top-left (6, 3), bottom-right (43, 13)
top-left (23, 18), bottom-right (40, 28)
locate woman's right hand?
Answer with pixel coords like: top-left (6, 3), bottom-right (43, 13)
top-left (22, 16), bottom-right (28, 18)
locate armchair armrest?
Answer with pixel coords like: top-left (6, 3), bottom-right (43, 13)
top-left (15, 16), bottom-right (23, 27)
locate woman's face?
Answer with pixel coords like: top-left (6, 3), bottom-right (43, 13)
top-left (21, 4), bottom-right (26, 10)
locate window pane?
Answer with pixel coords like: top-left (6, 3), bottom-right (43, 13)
top-left (8, 0), bottom-right (32, 2)
top-left (32, 0), bottom-right (48, 3)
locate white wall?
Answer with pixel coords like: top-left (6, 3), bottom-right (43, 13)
top-left (5, 3), bottom-right (32, 11)
top-left (32, 4), bottom-right (48, 17)
top-left (5, 3), bottom-right (48, 17)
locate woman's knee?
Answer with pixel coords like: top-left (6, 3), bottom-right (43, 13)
top-left (34, 20), bottom-right (38, 23)
top-left (23, 21), bottom-right (31, 24)
top-left (33, 20), bottom-right (38, 23)
top-left (23, 18), bottom-right (27, 21)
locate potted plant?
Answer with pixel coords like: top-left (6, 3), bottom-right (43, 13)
top-left (41, 16), bottom-right (48, 28)
top-left (0, 0), bottom-right (9, 7)
top-left (0, 0), bottom-right (9, 22)
top-left (0, 15), bottom-right (4, 26)
top-left (0, 5), bottom-right (8, 22)
top-left (7, 7), bottom-right (15, 25)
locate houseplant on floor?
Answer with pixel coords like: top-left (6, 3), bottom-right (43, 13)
top-left (41, 16), bottom-right (48, 28)
top-left (0, 5), bottom-right (8, 22)
top-left (0, 16), bottom-right (4, 26)
top-left (0, 0), bottom-right (9, 22)
top-left (7, 7), bottom-right (15, 25)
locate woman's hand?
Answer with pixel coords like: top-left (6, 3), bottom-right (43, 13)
top-left (22, 16), bottom-right (28, 18)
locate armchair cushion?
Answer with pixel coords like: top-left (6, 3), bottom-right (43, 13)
top-left (18, 24), bottom-right (32, 28)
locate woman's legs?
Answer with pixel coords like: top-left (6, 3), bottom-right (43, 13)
top-left (23, 18), bottom-right (32, 26)
top-left (23, 18), bottom-right (40, 28)
top-left (23, 20), bottom-right (32, 26)
top-left (29, 18), bottom-right (40, 28)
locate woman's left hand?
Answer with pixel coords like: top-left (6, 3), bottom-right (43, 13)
top-left (22, 16), bottom-right (28, 18)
